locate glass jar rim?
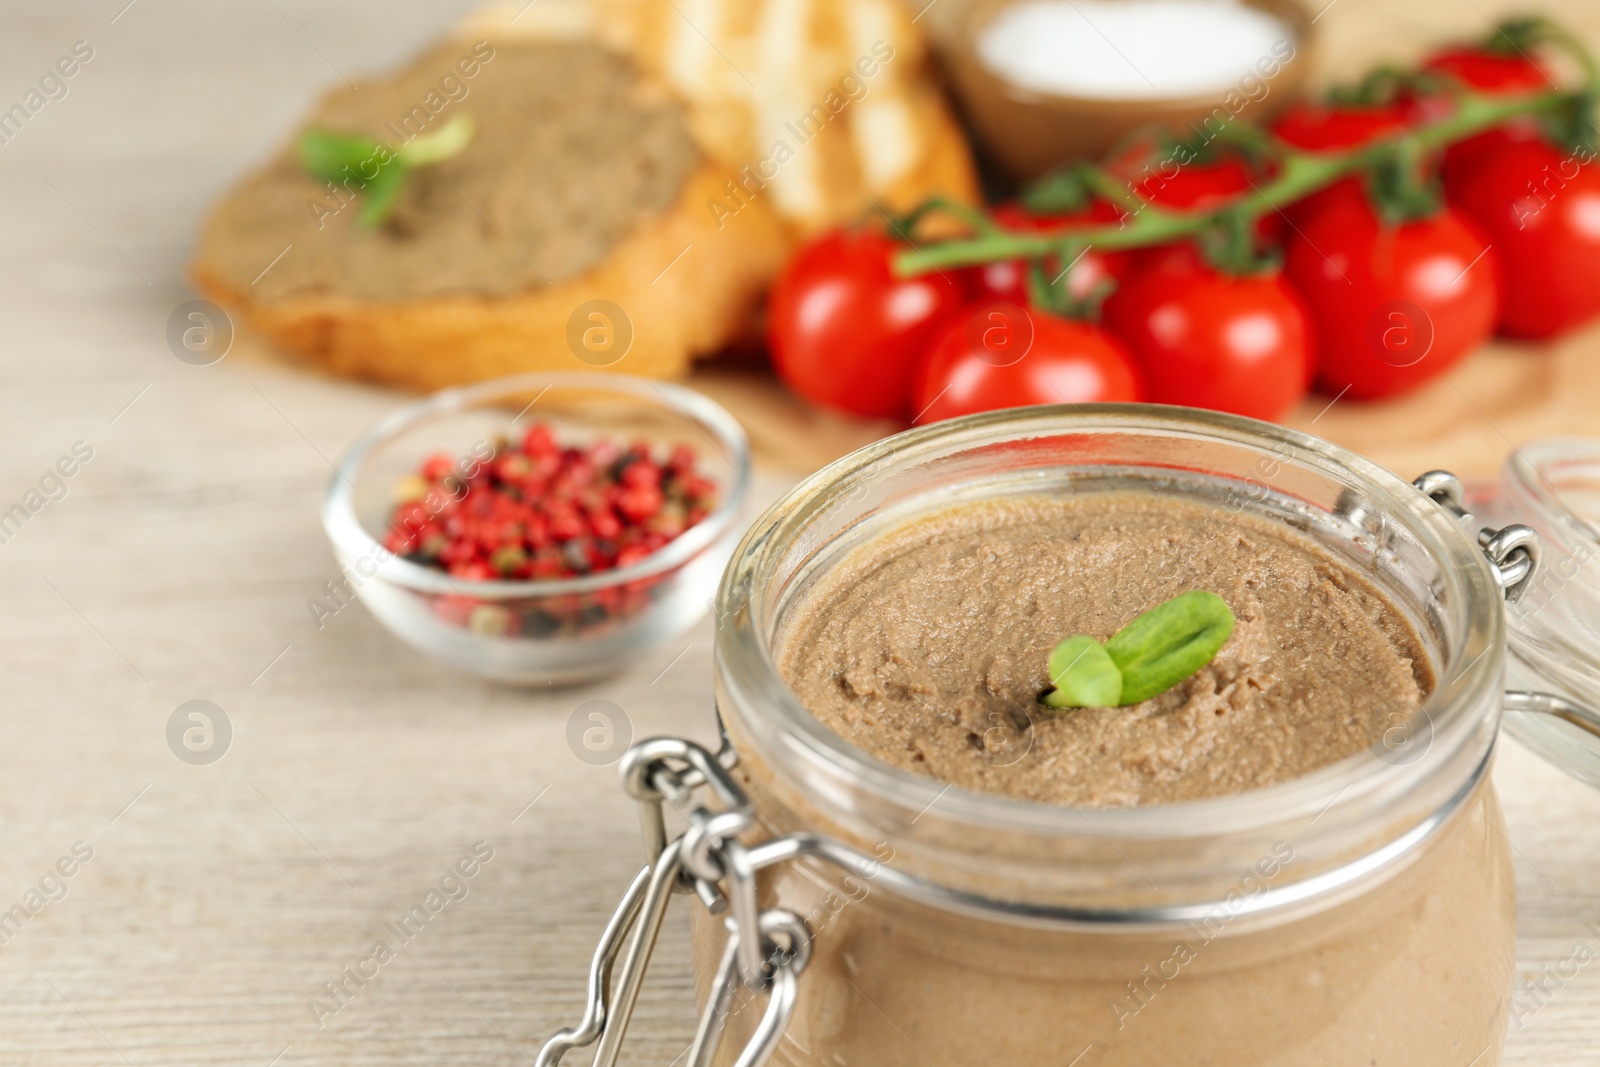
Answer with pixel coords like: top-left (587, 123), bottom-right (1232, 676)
top-left (714, 404), bottom-right (1505, 849)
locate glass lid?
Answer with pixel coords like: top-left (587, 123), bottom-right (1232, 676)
top-left (1457, 437), bottom-right (1600, 788)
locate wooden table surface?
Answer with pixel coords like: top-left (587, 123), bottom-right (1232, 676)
top-left (0, 1), bottom-right (1596, 1064)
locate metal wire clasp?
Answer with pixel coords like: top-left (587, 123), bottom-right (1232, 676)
top-left (1414, 470), bottom-right (1540, 601)
top-left (536, 737), bottom-right (812, 1067)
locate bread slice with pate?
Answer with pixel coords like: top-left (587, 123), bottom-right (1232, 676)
top-left (191, 0), bottom-right (977, 390)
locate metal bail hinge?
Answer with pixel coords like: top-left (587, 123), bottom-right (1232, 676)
top-left (1414, 470), bottom-right (1540, 602)
top-left (536, 737), bottom-right (813, 1067)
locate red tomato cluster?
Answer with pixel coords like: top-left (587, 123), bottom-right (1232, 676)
top-left (766, 40), bottom-right (1600, 425)
top-left (768, 227), bottom-right (1151, 424)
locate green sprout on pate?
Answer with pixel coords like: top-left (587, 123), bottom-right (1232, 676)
top-left (1043, 590), bottom-right (1236, 709)
top-left (298, 113), bottom-right (475, 228)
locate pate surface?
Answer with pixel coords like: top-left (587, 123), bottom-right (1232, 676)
top-left (779, 491), bottom-right (1434, 806)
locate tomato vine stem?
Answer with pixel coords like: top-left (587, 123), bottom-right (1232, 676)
top-left (892, 88), bottom-right (1573, 276)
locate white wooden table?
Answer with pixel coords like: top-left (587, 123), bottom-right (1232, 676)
top-left (0, 1), bottom-right (1594, 1064)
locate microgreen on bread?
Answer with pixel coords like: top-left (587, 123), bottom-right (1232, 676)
top-left (298, 114), bottom-right (475, 228)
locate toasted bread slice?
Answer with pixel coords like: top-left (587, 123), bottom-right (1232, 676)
top-left (193, 0), bottom-right (974, 391)
top-left (192, 22), bottom-right (790, 390)
top-left (463, 0), bottom-right (980, 234)
top-left (194, 161), bottom-right (788, 390)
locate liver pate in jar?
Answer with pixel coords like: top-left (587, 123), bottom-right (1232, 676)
top-left (703, 408), bottom-right (1521, 1066)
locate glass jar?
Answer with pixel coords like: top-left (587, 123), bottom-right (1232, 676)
top-left (537, 406), bottom-right (1600, 1067)
top-left (708, 406), bottom-right (1531, 1067)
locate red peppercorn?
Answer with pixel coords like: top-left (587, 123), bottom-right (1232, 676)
top-left (590, 510), bottom-right (623, 542)
top-left (588, 438), bottom-right (621, 467)
top-left (422, 453), bottom-right (456, 482)
top-left (522, 425), bottom-right (557, 456)
top-left (524, 512), bottom-right (550, 548)
top-left (390, 424), bottom-right (719, 612)
top-left (547, 505), bottom-right (585, 543)
top-left (618, 485), bottom-right (664, 522)
top-left (621, 460), bottom-right (661, 489)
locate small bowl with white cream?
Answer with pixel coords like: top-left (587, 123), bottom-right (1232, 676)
top-left (939, 0), bottom-right (1315, 181)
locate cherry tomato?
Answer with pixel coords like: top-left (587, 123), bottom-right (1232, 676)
top-left (768, 228), bottom-right (967, 419)
top-left (1104, 145), bottom-right (1275, 257)
top-left (1283, 184), bottom-right (1499, 399)
top-left (1445, 138), bottom-right (1600, 339)
top-left (1272, 101), bottom-right (1411, 152)
top-left (1103, 247), bottom-right (1312, 420)
top-left (1422, 47), bottom-right (1549, 93)
top-left (912, 303), bottom-right (1144, 424)
top-left (966, 202), bottom-right (1132, 307)
top-left (1105, 144), bottom-right (1255, 212)
top-left (1271, 101), bottom-right (1413, 228)
top-left (1420, 46), bottom-right (1552, 184)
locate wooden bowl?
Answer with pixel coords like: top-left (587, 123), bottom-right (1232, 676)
top-left (937, 0), bottom-right (1318, 182)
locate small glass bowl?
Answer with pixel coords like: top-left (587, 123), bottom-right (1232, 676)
top-left (322, 373), bottom-right (751, 685)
